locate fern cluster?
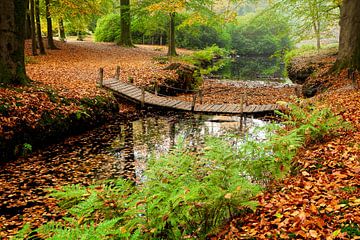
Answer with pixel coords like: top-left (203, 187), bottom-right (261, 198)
top-left (16, 103), bottom-right (350, 239)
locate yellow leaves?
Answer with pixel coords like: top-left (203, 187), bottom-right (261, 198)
top-left (147, 0), bottom-right (186, 14)
top-left (309, 229), bottom-right (318, 238)
top-left (224, 193), bottom-right (232, 199)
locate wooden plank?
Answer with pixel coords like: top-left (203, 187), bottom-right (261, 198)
top-left (107, 82), bottom-right (124, 89)
top-left (164, 100), bottom-right (181, 107)
top-left (170, 100), bottom-right (185, 108)
top-left (123, 88), bottom-right (141, 96)
top-left (194, 105), bottom-right (208, 112)
top-left (121, 86), bottom-right (141, 93)
top-left (225, 104), bottom-right (238, 113)
top-left (210, 104), bottom-right (223, 113)
top-left (152, 98), bottom-right (169, 106)
top-left (203, 104), bottom-right (216, 112)
top-left (247, 105), bottom-right (257, 113)
top-left (218, 104), bottom-right (229, 112)
top-left (254, 105), bottom-right (263, 113)
top-left (113, 84), bottom-right (134, 92)
top-left (174, 102), bottom-right (192, 110)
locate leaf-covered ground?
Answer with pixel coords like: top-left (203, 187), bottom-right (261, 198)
top-left (8, 40), bottom-right (358, 239)
top-left (215, 64), bottom-right (360, 239)
top-left (1, 40), bottom-right (296, 138)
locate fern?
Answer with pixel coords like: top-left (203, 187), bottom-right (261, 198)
top-left (30, 102), bottom-right (350, 239)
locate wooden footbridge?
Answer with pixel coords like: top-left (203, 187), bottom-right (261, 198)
top-left (99, 68), bottom-right (279, 116)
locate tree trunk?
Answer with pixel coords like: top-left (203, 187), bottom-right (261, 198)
top-left (0, 0), bottom-right (28, 84)
top-left (335, 0), bottom-right (360, 71)
top-left (58, 18), bottom-right (66, 42)
top-left (77, 31), bottom-right (84, 41)
top-left (45, 0), bottom-right (57, 49)
top-left (25, 0), bottom-right (32, 39)
top-left (30, 0), bottom-right (37, 56)
top-left (35, 0), bottom-right (45, 55)
top-left (167, 12), bottom-right (177, 56)
top-left (119, 0), bottom-right (133, 47)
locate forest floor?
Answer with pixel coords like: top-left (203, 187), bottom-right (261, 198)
top-left (0, 40), bottom-right (296, 238)
top-left (2, 39), bottom-right (358, 239)
top-left (216, 57), bottom-right (360, 239)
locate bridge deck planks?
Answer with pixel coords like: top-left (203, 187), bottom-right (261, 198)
top-left (102, 80), bottom-right (278, 115)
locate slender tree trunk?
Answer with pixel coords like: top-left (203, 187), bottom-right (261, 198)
top-left (25, 0), bottom-right (32, 39)
top-left (35, 0), bottom-right (45, 55)
top-left (119, 0), bottom-right (133, 47)
top-left (45, 0), bottom-right (57, 49)
top-left (58, 18), bottom-right (66, 42)
top-left (335, 0), bottom-right (360, 71)
top-left (313, 20), bottom-right (321, 51)
top-left (167, 12), bottom-right (177, 56)
top-left (30, 0), bottom-right (37, 56)
top-left (77, 31), bottom-right (84, 41)
top-left (0, 0), bottom-right (28, 84)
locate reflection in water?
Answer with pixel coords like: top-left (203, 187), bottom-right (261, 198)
top-left (215, 56), bottom-right (285, 80)
top-left (103, 115), bottom-right (269, 182)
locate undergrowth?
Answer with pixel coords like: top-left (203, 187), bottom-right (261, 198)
top-left (15, 103), bottom-right (350, 239)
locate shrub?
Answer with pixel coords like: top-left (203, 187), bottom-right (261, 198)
top-left (182, 45), bottom-right (229, 75)
top-left (94, 14), bottom-right (121, 43)
top-left (176, 24), bottom-right (228, 50)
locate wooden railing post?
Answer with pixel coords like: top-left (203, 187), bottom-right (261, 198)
top-left (99, 67), bottom-right (104, 87)
top-left (239, 95), bottom-right (244, 132)
top-left (199, 90), bottom-right (203, 104)
top-left (154, 82), bottom-right (158, 96)
top-left (141, 87), bottom-right (145, 108)
top-left (191, 94), bottom-right (197, 111)
top-left (115, 66), bottom-right (120, 81)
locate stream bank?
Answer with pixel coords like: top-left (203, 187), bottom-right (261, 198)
top-left (0, 92), bottom-right (120, 163)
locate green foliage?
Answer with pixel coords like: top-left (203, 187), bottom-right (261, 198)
top-left (31, 103), bottom-right (350, 239)
top-left (23, 143), bottom-right (32, 153)
top-left (183, 45), bottom-right (229, 75)
top-left (284, 44), bottom-right (338, 66)
top-left (229, 12), bottom-right (292, 56)
top-left (270, 0), bottom-right (340, 49)
top-left (275, 102), bottom-right (352, 143)
top-left (12, 223), bottom-right (32, 240)
top-left (341, 223), bottom-right (360, 237)
top-left (176, 24), bottom-right (228, 50)
top-left (94, 14), bottom-right (121, 43)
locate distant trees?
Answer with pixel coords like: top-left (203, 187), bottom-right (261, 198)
top-left (45, 0), bottom-right (58, 49)
top-left (271, 0), bottom-right (340, 50)
top-left (0, 0), bottom-right (28, 84)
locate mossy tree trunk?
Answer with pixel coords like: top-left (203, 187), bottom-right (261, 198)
top-left (45, 0), bottom-right (58, 49)
top-left (58, 18), bottom-right (66, 42)
top-left (35, 0), bottom-right (46, 55)
top-left (335, 0), bottom-right (360, 71)
top-left (0, 0), bottom-right (28, 84)
top-left (119, 0), bottom-right (133, 47)
top-left (167, 12), bottom-right (177, 56)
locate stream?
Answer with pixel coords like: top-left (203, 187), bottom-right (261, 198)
top-left (0, 113), bottom-right (270, 236)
